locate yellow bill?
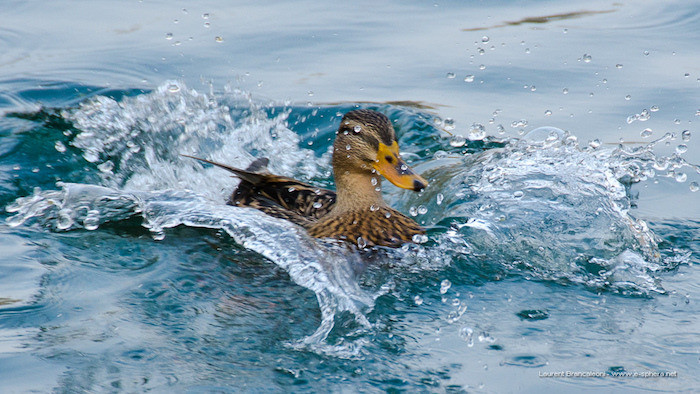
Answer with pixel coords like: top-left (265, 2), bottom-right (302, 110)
top-left (373, 141), bottom-right (428, 191)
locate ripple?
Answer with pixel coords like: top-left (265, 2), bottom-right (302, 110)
top-left (501, 354), bottom-right (548, 368)
top-left (516, 310), bottom-right (549, 321)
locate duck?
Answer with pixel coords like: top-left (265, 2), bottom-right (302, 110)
top-left (184, 109), bottom-right (428, 248)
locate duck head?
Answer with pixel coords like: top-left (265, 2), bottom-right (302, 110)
top-left (332, 109), bottom-right (428, 192)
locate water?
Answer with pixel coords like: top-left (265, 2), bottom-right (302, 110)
top-left (1, 1), bottom-right (699, 392)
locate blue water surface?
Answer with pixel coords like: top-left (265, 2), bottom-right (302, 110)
top-left (1, 0), bottom-right (698, 392)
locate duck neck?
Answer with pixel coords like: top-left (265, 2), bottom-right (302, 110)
top-left (332, 170), bottom-right (387, 212)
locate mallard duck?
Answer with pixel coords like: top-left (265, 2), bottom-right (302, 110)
top-left (184, 109), bottom-right (428, 248)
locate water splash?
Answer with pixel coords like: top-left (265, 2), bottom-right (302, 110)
top-left (63, 81), bottom-right (327, 194)
top-left (401, 126), bottom-right (689, 295)
top-left (4, 82), bottom-right (693, 358)
top-left (6, 182), bottom-right (375, 357)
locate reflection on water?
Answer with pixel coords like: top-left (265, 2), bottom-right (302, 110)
top-left (462, 9), bottom-right (617, 31)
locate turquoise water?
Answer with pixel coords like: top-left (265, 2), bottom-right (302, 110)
top-left (1, 1), bottom-right (698, 392)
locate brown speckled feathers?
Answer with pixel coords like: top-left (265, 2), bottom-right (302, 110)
top-left (181, 155), bottom-right (336, 227)
top-left (307, 207), bottom-right (423, 247)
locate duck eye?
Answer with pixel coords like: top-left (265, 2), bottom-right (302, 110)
top-left (384, 155), bottom-right (394, 163)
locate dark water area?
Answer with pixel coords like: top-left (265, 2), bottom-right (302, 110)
top-left (1, 1), bottom-right (698, 392)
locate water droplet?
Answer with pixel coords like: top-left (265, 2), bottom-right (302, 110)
top-left (165, 32), bottom-right (173, 40)
top-left (414, 295), bottom-right (424, 306)
top-left (83, 150), bottom-right (99, 163)
top-left (589, 139), bottom-right (601, 149)
top-left (215, 36), bottom-right (223, 43)
top-left (681, 130), bottom-right (691, 141)
top-left (513, 191), bottom-right (524, 199)
top-left (562, 88), bottom-right (569, 94)
top-left (449, 135), bottom-right (466, 147)
top-left (530, 85), bottom-right (536, 92)
top-left (167, 83), bottom-right (180, 93)
top-left (675, 172), bottom-right (687, 182)
top-left (653, 159), bottom-right (669, 171)
top-left (643, 50), bottom-right (650, 56)
top-left (674, 119), bottom-right (681, 125)
top-left (689, 182), bottom-right (699, 192)
top-left (83, 209), bottom-right (100, 231)
top-left (510, 119), bottom-right (528, 128)
top-left (345, 144), bottom-right (351, 151)
top-left (384, 211), bottom-right (392, 218)
top-left (650, 105), bottom-right (659, 112)
top-left (370, 177), bottom-right (378, 186)
top-left (288, 187), bottom-right (296, 192)
top-left (479, 64), bottom-right (486, 70)
top-left (312, 201), bottom-right (322, 209)
top-left (582, 53), bottom-right (592, 63)
top-left (640, 128), bottom-right (652, 138)
top-left (202, 13), bottom-right (210, 19)
top-left (563, 28), bottom-right (568, 34)
top-left (417, 205), bottom-right (428, 215)
top-left (481, 36), bottom-right (490, 43)
top-left (54, 141), bottom-right (66, 153)
top-left (97, 160), bottom-right (114, 173)
top-left (412, 234), bottom-right (429, 244)
top-left (625, 95), bottom-right (631, 101)
top-left (443, 118), bottom-right (455, 131)
top-left (616, 64), bottom-right (623, 69)
top-left (544, 110), bottom-right (552, 116)
top-left (440, 279), bottom-right (452, 294)
top-left (464, 75), bottom-right (475, 83)
top-left (433, 150), bottom-right (447, 159)
top-left (676, 144), bottom-right (688, 154)
top-left (436, 193), bottom-right (444, 205)
top-left (152, 230), bottom-right (165, 241)
top-left (409, 206), bottom-right (418, 216)
top-left (356, 236), bottom-right (367, 249)
top-left (468, 123), bottom-right (486, 140)
top-left (496, 124), bottom-right (505, 134)
top-left (459, 326), bottom-right (474, 347)
top-left (446, 72), bottom-right (456, 79)
top-left (56, 209), bottom-right (74, 230)
top-left (127, 140), bottom-right (141, 153)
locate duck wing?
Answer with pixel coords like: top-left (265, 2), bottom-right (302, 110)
top-left (182, 155), bottom-right (336, 227)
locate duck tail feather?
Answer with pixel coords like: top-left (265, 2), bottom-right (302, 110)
top-left (181, 154), bottom-right (265, 184)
